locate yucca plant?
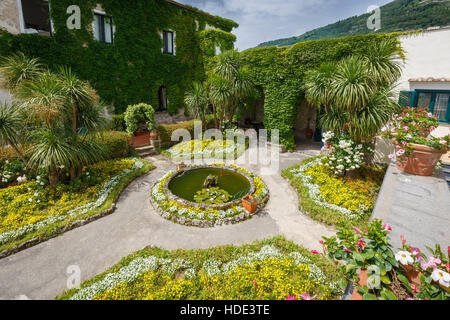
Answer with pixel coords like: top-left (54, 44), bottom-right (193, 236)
top-left (184, 82), bottom-right (209, 131)
top-left (0, 102), bottom-right (27, 163)
top-left (0, 52), bottom-right (44, 92)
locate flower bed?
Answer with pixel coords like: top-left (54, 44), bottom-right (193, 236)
top-left (151, 164), bottom-right (268, 228)
top-left (57, 237), bottom-right (345, 300)
top-left (0, 158), bottom-right (153, 254)
top-left (282, 157), bottom-right (386, 227)
top-left (164, 139), bottom-right (247, 160)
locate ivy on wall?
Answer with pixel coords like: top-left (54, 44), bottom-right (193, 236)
top-left (0, 0), bottom-right (238, 114)
top-left (241, 33), bottom-right (403, 150)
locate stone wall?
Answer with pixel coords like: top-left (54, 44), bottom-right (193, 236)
top-left (155, 108), bottom-right (194, 125)
top-left (0, 0), bottom-right (21, 34)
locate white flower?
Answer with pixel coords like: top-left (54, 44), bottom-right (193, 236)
top-left (431, 269), bottom-right (450, 288)
top-left (395, 251), bottom-right (414, 266)
top-left (28, 198), bottom-right (33, 203)
top-left (36, 176), bottom-right (40, 180)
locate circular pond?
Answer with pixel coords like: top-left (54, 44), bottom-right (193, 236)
top-left (168, 167), bottom-right (252, 203)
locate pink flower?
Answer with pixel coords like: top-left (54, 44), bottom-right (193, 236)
top-left (319, 240), bottom-right (324, 245)
top-left (402, 141), bottom-right (407, 146)
top-left (421, 257), bottom-right (442, 270)
top-left (311, 250), bottom-right (320, 255)
top-left (286, 295), bottom-right (296, 300)
top-left (353, 227), bottom-right (362, 234)
top-left (300, 293), bottom-right (317, 300)
top-left (401, 235), bottom-right (406, 245)
top-left (446, 263), bottom-right (450, 273)
top-left (388, 154), bottom-right (395, 159)
top-left (356, 239), bottom-right (366, 251)
top-left (396, 149), bottom-right (405, 157)
top-left (383, 224), bottom-right (392, 231)
top-left (344, 247), bottom-right (352, 253)
top-left (410, 283), bottom-right (420, 294)
top-left (410, 247), bottom-right (420, 255)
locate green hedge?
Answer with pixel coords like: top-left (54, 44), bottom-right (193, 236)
top-left (111, 114), bottom-right (126, 132)
top-left (157, 116), bottom-right (215, 148)
top-left (89, 131), bottom-right (131, 159)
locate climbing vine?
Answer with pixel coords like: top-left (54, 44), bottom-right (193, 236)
top-left (242, 33), bottom-right (403, 150)
top-left (0, 0), bottom-right (237, 114)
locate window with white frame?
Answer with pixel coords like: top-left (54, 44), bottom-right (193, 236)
top-left (162, 31), bottom-right (175, 55)
top-left (93, 12), bottom-right (114, 44)
top-left (19, 0), bottom-right (51, 34)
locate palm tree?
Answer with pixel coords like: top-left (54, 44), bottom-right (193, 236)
top-left (209, 50), bottom-right (254, 130)
top-left (0, 102), bottom-right (27, 163)
top-left (184, 82), bottom-right (209, 131)
top-left (304, 39), bottom-right (403, 143)
top-left (0, 52), bottom-right (43, 92)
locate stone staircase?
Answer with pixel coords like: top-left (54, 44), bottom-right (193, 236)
top-left (134, 141), bottom-right (159, 158)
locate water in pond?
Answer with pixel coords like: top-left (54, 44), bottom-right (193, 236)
top-left (169, 168), bottom-right (251, 202)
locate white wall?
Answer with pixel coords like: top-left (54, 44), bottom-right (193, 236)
top-left (397, 28), bottom-right (450, 92)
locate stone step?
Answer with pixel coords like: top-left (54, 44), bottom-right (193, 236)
top-left (136, 150), bottom-right (158, 157)
top-left (135, 144), bottom-right (155, 152)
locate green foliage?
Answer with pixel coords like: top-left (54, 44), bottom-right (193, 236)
top-left (257, 0), bottom-right (450, 47)
top-left (156, 116), bottom-right (215, 148)
top-left (89, 131), bottom-right (130, 159)
top-left (111, 114), bottom-right (126, 132)
top-left (124, 103), bottom-right (155, 134)
top-left (242, 33), bottom-right (400, 149)
top-left (194, 187), bottom-right (231, 204)
top-left (0, 0), bottom-right (237, 114)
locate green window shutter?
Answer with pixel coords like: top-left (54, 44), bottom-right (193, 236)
top-left (398, 91), bottom-right (414, 107)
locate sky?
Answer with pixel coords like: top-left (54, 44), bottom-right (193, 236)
top-left (178, 0), bottom-right (394, 50)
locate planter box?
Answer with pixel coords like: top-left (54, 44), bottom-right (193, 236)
top-left (395, 143), bottom-right (445, 176)
top-left (242, 195), bottom-right (258, 214)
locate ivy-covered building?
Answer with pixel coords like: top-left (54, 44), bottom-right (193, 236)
top-left (0, 0), bottom-right (238, 119)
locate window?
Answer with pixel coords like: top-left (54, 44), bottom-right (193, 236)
top-left (93, 13), bottom-right (114, 43)
top-left (20, 0), bottom-right (51, 34)
top-left (400, 90), bottom-right (450, 123)
top-left (158, 86), bottom-right (168, 111)
top-left (163, 31), bottom-right (174, 55)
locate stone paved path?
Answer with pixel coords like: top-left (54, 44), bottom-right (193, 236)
top-left (372, 163), bottom-right (450, 252)
top-left (0, 147), bottom-right (335, 300)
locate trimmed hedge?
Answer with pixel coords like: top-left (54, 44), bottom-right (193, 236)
top-left (90, 131), bottom-right (131, 159)
top-left (112, 114), bottom-right (126, 132)
top-left (157, 116), bottom-right (215, 148)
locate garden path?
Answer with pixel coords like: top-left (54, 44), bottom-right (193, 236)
top-left (0, 146), bottom-right (335, 300)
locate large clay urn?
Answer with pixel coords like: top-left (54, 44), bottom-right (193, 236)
top-left (394, 143), bottom-right (445, 176)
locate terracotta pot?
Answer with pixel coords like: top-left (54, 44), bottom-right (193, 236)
top-left (394, 142), bottom-right (445, 176)
top-left (351, 269), bottom-right (368, 300)
top-left (404, 265), bottom-right (422, 287)
top-left (242, 195), bottom-right (258, 214)
top-left (150, 131), bottom-right (159, 140)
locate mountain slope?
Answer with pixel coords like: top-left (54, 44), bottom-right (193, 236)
top-left (257, 0), bottom-right (450, 48)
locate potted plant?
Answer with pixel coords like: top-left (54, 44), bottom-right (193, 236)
top-left (176, 162), bottom-right (186, 171)
top-left (149, 130), bottom-right (159, 140)
top-left (242, 195), bottom-right (258, 214)
top-left (383, 108), bottom-right (449, 176)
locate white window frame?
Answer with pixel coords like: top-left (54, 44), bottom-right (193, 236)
top-left (17, 0), bottom-right (53, 34)
top-left (161, 30), bottom-right (176, 56)
top-left (92, 9), bottom-right (115, 44)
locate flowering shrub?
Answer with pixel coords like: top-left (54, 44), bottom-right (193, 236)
top-left (382, 107), bottom-right (450, 161)
top-left (151, 164), bottom-right (268, 222)
top-left (322, 131), bottom-right (374, 176)
top-left (0, 160), bottom-right (26, 186)
top-left (321, 219), bottom-right (450, 300)
top-left (287, 157), bottom-right (385, 221)
top-left (0, 158), bottom-right (146, 247)
top-left (62, 243), bottom-right (342, 300)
